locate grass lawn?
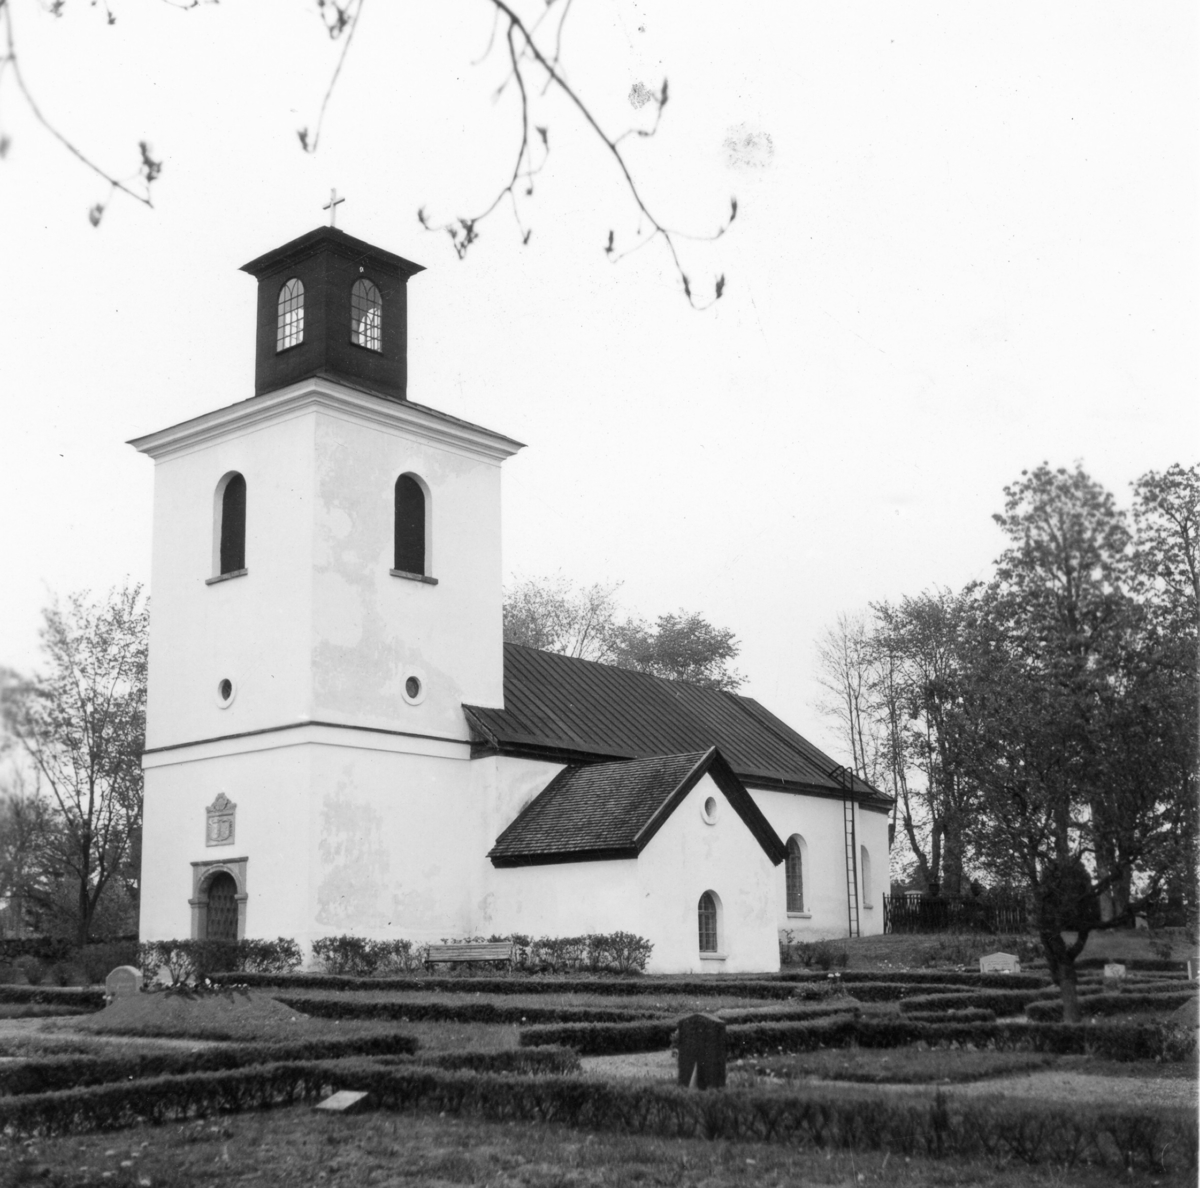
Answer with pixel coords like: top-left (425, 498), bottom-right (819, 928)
top-left (731, 1048), bottom-right (1057, 1085)
top-left (2, 1105), bottom-right (1190, 1188)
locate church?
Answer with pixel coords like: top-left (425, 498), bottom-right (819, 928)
top-left (132, 224), bottom-right (891, 974)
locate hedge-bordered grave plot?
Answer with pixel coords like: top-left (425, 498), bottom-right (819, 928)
top-left (1, 950), bottom-right (1195, 1177)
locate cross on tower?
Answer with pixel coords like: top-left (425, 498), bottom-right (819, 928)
top-left (323, 188), bottom-right (346, 228)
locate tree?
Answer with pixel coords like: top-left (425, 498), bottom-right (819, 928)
top-left (871, 589), bottom-right (981, 897)
top-left (815, 612), bottom-right (884, 788)
top-left (1129, 463), bottom-right (1200, 924)
top-left (0, 762), bottom-right (55, 937)
top-left (0, 585), bottom-right (147, 945)
top-left (966, 464), bottom-right (1181, 1021)
top-left (503, 575), bottom-right (743, 691)
top-left (0, 0), bottom-right (734, 304)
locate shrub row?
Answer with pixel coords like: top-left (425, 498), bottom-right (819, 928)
top-left (522, 1013), bottom-right (1195, 1062)
top-left (777, 969), bottom-right (1048, 990)
top-left (274, 995), bottom-right (655, 1026)
top-left (211, 970), bottom-right (806, 999)
top-left (310, 936), bottom-right (425, 977)
top-left (0, 1059), bottom-right (1192, 1172)
top-left (902, 1008), bottom-right (997, 1024)
top-left (1076, 957), bottom-right (1192, 973)
top-left (139, 938), bottom-right (302, 983)
top-left (897, 990), bottom-right (1047, 1017)
top-left (0, 985), bottom-right (105, 1009)
top-left (1027, 991), bottom-right (1198, 1023)
top-left (0, 1035), bottom-right (580, 1099)
top-left (0, 1029), bottom-right (419, 1097)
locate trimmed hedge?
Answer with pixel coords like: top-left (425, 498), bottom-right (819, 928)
top-left (0, 985), bottom-right (105, 1010)
top-left (0, 1059), bottom-right (1192, 1172)
top-left (902, 1009), bottom-right (997, 1024)
top-left (0, 1036), bottom-right (580, 1098)
top-left (1076, 957), bottom-right (1192, 973)
top-left (522, 1013), bottom-right (1194, 1061)
top-left (897, 990), bottom-right (1046, 1017)
top-left (777, 969), bottom-right (1049, 991)
top-left (1027, 991), bottom-right (1198, 1023)
top-left (213, 971), bottom-right (806, 999)
top-left (274, 995), bottom-right (655, 1026)
top-left (520, 1020), bottom-right (678, 1055)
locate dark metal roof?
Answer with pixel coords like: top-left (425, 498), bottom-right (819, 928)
top-left (465, 644), bottom-right (891, 808)
top-left (488, 748), bottom-right (788, 867)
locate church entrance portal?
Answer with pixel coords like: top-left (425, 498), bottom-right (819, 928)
top-left (204, 872), bottom-right (239, 941)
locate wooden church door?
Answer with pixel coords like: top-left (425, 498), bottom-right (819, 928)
top-left (205, 872), bottom-right (239, 941)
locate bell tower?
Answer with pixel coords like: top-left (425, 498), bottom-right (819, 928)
top-left (240, 226), bottom-right (425, 401)
top-left (133, 224), bottom-right (522, 952)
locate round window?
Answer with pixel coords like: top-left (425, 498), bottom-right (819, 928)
top-left (401, 670), bottom-right (427, 706)
top-left (701, 795), bottom-right (719, 824)
top-left (215, 678), bottom-right (237, 708)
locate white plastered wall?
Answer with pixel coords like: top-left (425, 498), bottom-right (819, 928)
top-left (751, 789), bottom-right (891, 940)
top-left (485, 773), bottom-right (782, 975)
top-left (310, 409), bottom-right (506, 739)
top-left (143, 411), bottom-right (317, 749)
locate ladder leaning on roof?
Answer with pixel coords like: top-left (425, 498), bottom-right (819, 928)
top-left (830, 766), bottom-right (860, 939)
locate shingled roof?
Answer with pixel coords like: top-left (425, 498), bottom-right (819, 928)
top-left (464, 644), bottom-right (891, 809)
top-left (488, 748), bottom-right (788, 867)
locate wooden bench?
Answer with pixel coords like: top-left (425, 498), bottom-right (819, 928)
top-left (425, 941), bottom-right (516, 971)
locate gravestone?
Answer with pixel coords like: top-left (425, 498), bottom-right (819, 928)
top-left (1103, 963), bottom-right (1127, 981)
top-left (677, 1013), bottom-right (726, 1090)
top-left (1187, 959), bottom-right (1197, 983)
top-left (315, 1090), bottom-right (370, 1114)
top-left (1134, 915), bottom-right (1149, 930)
top-left (978, 952), bottom-right (1020, 974)
top-left (104, 965), bottom-right (143, 999)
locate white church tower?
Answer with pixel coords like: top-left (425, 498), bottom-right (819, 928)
top-left (132, 226), bottom-right (522, 948)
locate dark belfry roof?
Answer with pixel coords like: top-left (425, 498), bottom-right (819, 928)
top-left (488, 748), bottom-right (788, 867)
top-left (464, 644), bottom-right (891, 809)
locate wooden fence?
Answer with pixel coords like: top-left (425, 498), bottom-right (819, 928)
top-left (883, 892), bottom-right (1028, 934)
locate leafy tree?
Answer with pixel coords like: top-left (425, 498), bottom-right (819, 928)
top-left (503, 575), bottom-right (743, 691)
top-left (966, 464), bottom-right (1181, 1021)
top-left (0, 585), bottom-right (147, 945)
top-left (0, 762), bottom-right (55, 937)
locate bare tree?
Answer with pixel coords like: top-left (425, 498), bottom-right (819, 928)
top-left (814, 612), bottom-right (884, 786)
top-left (1, 0), bottom-right (734, 303)
top-left (0, 585), bottom-right (147, 945)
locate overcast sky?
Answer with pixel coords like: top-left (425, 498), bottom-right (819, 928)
top-left (0, 1), bottom-right (1195, 759)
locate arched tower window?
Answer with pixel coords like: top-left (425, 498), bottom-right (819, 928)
top-left (860, 845), bottom-right (873, 908)
top-left (786, 835), bottom-right (806, 913)
top-left (350, 279), bottom-right (382, 351)
top-left (276, 278), bottom-right (304, 351)
top-left (394, 474), bottom-right (426, 576)
top-left (698, 891), bottom-right (719, 953)
top-left (217, 473), bottom-right (247, 575)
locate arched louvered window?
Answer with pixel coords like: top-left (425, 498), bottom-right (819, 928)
top-left (786, 836), bottom-right (806, 913)
top-left (394, 474), bottom-right (426, 576)
top-left (860, 846), bottom-right (873, 908)
top-left (218, 473), bottom-right (246, 575)
top-left (698, 891), bottom-right (718, 953)
top-left (276, 278), bottom-right (304, 351)
top-left (350, 279), bottom-right (382, 351)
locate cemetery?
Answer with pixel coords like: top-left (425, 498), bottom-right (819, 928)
top-left (0, 930), bottom-right (1196, 1184)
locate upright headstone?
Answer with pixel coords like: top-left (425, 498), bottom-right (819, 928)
top-left (979, 952), bottom-right (1021, 974)
top-left (1187, 958), bottom-right (1197, 983)
top-left (105, 965), bottom-right (143, 999)
top-left (1134, 915), bottom-right (1149, 930)
top-left (1103, 963), bottom-right (1127, 982)
top-left (677, 1013), bottom-right (727, 1090)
